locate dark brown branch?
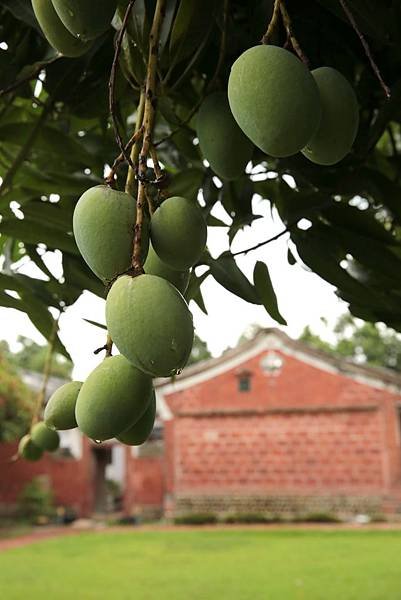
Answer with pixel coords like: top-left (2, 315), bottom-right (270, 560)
top-left (232, 227), bottom-right (290, 256)
top-left (339, 0), bottom-right (390, 99)
top-left (108, 0), bottom-right (139, 174)
top-left (0, 55), bottom-right (60, 98)
top-left (131, 0), bottom-right (166, 274)
top-left (280, 1), bottom-right (309, 67)
top-left (261, 0), bottom-right (281, 45)
top-left (105, 125), bottom-right (143, 185)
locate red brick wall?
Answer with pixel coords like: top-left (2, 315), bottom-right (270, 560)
top-left (124, 446), bottom-right (164, 518)
top-left (163, 348), bottom-right (401, 515)
top-left (173, 410), bottom-right (384, 494)
top-left (0, 439), bottom-right (95, 517)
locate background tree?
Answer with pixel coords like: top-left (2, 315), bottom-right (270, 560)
top-left (1, 336), bottom-right (73, 378)
top-left (0, 347), bottom-right (34, 442)
top-left (2, 0), bottom-right (401, 356)
top-left (300, 315), bottom-right (401, 371)
top-left (187, 333), bottom-right (212, 366)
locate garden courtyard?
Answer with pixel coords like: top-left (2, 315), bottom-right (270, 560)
top-left (0, 527), bottom-right (400, 599)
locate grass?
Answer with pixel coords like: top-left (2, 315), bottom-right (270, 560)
top-left (1, 529), bottom-right (401, 599)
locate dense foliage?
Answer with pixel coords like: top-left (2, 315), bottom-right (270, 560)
top-left (0, 347), bottom-right (34, 441)
top-left (300, 315), bottom-right (401, 372)
top-left (2, 0), bottom-right (401, 356)
top-left (1, 336), bottom-right (73, 377)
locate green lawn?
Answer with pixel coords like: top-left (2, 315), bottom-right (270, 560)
top-left (1, 529), bottom-right (400, 599)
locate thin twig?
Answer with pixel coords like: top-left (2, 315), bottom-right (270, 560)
top-left (108, 0), bottom-right (139, 173)
top-left (280, 1), bottom-right (309, 67)
top-left (261, 0), bottom-right (282, 45)
top-left (149, 144), bottom-right (163, 180)
top-left (105, 125), bottom-right (143, 185)
top-left (144, 186), bottom-right (155, 215)
top-left (339, 0), bottom-right (390, 99)
top-left (232, 227), bottom-right (290, 256)
top-left (125, 88), bottom-right (146, 196)
top-left (232, 196), bottom-right (337, 256)
top-left (31, 314), bottom-right (60, 427)
top-left (0, 55), bottom-right (60, 98)
top-left (131, 0), bottom-right (166, 274)
top-left (105, 334), bottom-right (113, 357)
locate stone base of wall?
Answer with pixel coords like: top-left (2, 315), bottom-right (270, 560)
top-left (173, 493), bottom-right (384, 519)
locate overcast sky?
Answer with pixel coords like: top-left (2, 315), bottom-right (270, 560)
top-left (0, 193), bottom-right (347, 380)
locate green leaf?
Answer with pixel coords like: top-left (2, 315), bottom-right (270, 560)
top-left (253, 261), bottom-right (287, 325)
top-left (0, 122), bottom-right (95, 167)
top-left (208, 252), bottom-right (260, 305)
top-left (169, 0), bottom-right (217, 66)
top-left (185, 269), bottom-right (209, 315)
top-left (83, 318), bottom-right (107, 330)
top-left (0, 219), bottom-right (78, 253)
top-left (168, 168), bottom-right (204, 200)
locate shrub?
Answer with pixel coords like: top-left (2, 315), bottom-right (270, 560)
top-left (222, 512), bottom-right (277, 524)
top-left (174, 513), bottom-right (217, 525)
top-left (18, 477), bottom-right (55, 523)
top-left (294, 512), bottom-right (341, 523)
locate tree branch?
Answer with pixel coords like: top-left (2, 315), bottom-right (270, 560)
top-left (261, 0), bottom-right (281, 45)
top-left (131, 0), bottom-right (166, 274)
top-left (339, 0), bottom-right (390, 99)
top-left (31, 313), bottom-right (60, 427)
top-left (279, 1), bottom-right (309, 67)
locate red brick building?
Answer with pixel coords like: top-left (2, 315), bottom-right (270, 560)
top-left (2, 329), bottom-right (401, 520)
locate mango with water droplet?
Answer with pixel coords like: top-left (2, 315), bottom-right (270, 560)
top-left (197, 92), bottom-right (253, 180)
top-left (144, 243), bottom-right (190, 294)
top-left (150, 196), bottom-right (207, 271)
top-left (73, 185), bottom-right (149, 283)
top-left (32, 0), bottom-right (92, 57)
top-left (117, 391), bottom-right (156, 446)
top-left (75, 354), bottom-right (153, 441)
top-left (44, 381), bottom-right (82, 430)
top-left (228, 45), bottom-right (321, 157)
top-left (31, 422), bottom-right (60, 452)
top-left (51, 0), bottom-right (116, 41)
top-left (302, 67), bottom-right (359, 165)
top-left (18, 435), bottom-right (43, 461)
top-left (106, 274), bottom-right (194, 377)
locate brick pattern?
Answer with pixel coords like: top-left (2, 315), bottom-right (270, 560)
top-left (124, 445), bottom-right (164, 518)
top-left (173, 411), bottom-right (384, 494)
top-left (0, 440), bottom-right (94, 516)
top-left (175, 494), bottom-right (383, 518)
top-left (164, 347), bottom-right (401, 517)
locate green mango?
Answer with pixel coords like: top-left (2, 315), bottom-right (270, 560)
top-left (197, 92), bottom-right (253, 180)
top-left (32, 0), bottom-right (91, 57)
top-left (31, 422), bottom-right (60, 452)
top-left (228, 45), bottom-right (321, 157)
top-left (73, 185), bottom-right (149, 283)
top-left (302, 67), bottom-right (359, 165)
top-left (150, 196), bottom-right (207, 271)
top-left (106, 274), bottom-right (194, 377)
top-left (51, 0), bottom-right (116, 41)
top-left (75, 355), bottom-right (153, 441)
top-left (18, 435), bottom-right (43, 461)
top-left (117, 391), bottom-right (156, 446)
top-left (44, 381), bottom-right (82, 430)
top-left (144, 243), bottom-right (190, 294)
